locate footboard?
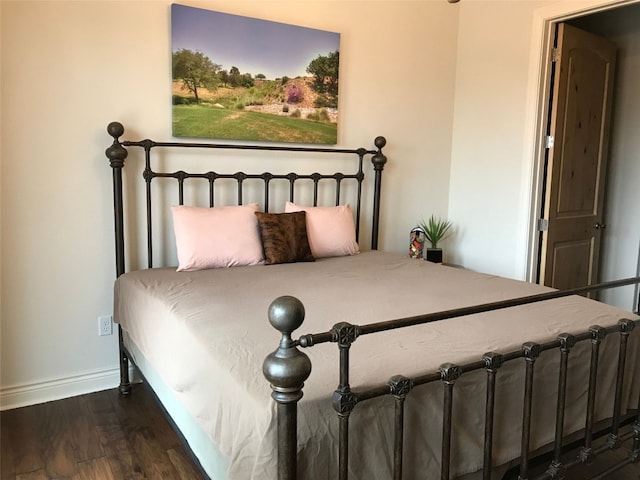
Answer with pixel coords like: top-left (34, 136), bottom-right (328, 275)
top-left (264, 278), bottom-right (640, 480)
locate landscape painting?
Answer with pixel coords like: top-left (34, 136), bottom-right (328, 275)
top-left (171, 4), bottom-right (340, 144)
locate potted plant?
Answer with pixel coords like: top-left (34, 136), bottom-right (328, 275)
top-left (418, 215), bottom-right (453, 263)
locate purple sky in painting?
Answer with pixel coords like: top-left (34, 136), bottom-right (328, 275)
top-left (171, 4), bottom-right (340, 80)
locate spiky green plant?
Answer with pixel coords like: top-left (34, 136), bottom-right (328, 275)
top-left (418, 215), bottom-right (453, 248)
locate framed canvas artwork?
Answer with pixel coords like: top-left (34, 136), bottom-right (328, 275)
top-left (171, 4), bottom-right (340, 144)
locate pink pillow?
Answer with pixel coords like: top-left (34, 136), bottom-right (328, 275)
top-left (284, 202), bottom-right (359, 258)
top-left (171, 204), bottom-right (264, 271)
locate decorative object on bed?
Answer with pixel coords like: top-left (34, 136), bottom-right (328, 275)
top-left (419, 214), bottom-right (453, 263)
top-left (171, 4), bottom-right (340, 144)
top-left (255, 211), bottom-right (315, 265)
top-left (408, 226), bottom-right (426, 258)
top-left (105, 122), bottom-right (640, 480)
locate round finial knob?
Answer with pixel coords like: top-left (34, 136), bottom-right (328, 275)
top-left (106, 121), bottom-right (128, 168)
top-left (263, 296), bottom-right (311, 401)
top-left (268, 295), bottom-right (305, 335)
top-left (374, 136), bottom-right (386, 149)
top-left (107, 121), bottom-right (124, 139)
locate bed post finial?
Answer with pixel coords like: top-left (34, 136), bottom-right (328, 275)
top-left (371, 136), bottom-right (387, 250)
top-left (263, 295), bottom-right (312, 480)
top-left (106, 122), bottom-right (127, 167)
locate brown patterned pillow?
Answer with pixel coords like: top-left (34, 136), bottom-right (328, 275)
top-left (255, 211), bottom-right (315, 265)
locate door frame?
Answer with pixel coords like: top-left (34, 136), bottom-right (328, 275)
top-left (523, 0), bottom-right (640, 283)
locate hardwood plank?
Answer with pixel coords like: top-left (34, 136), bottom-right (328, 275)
top-left (90, 389), bottom-right (146, 479)
top-left (103, 450), bottom-right (147, 480)
top-left (111, 385), bottom-right (181, 451)
top-left (129, 427), bottom-right (183, 479)
top-left (41, 398), bottom-right (78, 477)
top-left (2, 403), bottom-right (46, 474)
top-left (94, 414), bottom-right (148, 479)
top-left (66, 393), bottom-right (105, 463)
top-left (15, 468), bottom-right (49, 480)
top-left (71, 456), bottom-right (116, 480)
top-left (167, 448), bottom-right (206, 480)
top-left (1, 409), bottom-right (16, 478)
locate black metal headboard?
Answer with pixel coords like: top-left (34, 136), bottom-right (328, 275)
top-left (105, 121), bottom-right (387, 277)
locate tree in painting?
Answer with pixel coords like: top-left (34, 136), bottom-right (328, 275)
top-left (306, 50), bottom-right (339, 108)
top-left (172, 49), bottom-right (221, 103)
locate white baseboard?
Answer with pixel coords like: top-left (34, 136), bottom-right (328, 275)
top-left (0, 366), bottom-right (137, 411)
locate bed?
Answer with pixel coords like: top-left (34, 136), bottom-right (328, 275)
top-left (105, 121), bottom-right (640, 479)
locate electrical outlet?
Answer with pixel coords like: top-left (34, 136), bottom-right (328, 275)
top-left (98, 315), bottom-right (113, 336)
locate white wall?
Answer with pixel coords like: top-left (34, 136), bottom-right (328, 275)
top-left (447, 0), bottom-right (552, 278)
top-left (0, 0), bottom-right (459, 408)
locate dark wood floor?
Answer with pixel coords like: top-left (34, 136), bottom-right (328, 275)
top-left (1, 384), bottom-right (639, 479)
top-left (1, 384), bottom-right (205, 479)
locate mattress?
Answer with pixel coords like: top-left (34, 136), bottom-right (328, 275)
top-left (114, 251), bottom-right (640, 479)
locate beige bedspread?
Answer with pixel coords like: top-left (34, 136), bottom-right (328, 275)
top-left (114, 251), bottom-right (639, 479)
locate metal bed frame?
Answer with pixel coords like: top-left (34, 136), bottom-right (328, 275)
top-left (106, 121), bottom-right (640, 479)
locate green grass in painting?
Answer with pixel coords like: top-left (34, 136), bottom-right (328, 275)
top-left (172, 105), bottom-right (337, 144)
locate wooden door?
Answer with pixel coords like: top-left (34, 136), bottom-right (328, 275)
top-left (539, 23), bottom-right (617, 290)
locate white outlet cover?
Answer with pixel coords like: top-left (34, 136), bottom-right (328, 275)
top-left (98, 315), bottom-right (113, 336)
